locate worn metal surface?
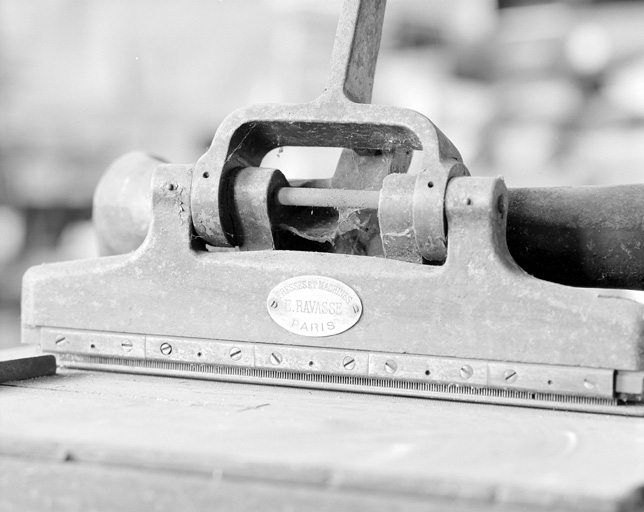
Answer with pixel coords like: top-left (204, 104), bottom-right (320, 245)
top-left (508, 185), bottom-right (644, 290)
top-left (378, 174), bottom-right (421, 263)
top-left (20, 0), bottom-right (644, 415)
top-left (93, 152), bottom-right (163, 256)
top-left (21, 163), bottom-right (644, 412)
top-left (93, 152), bottom-right (644, 289)
top-left (229, 167), bottom-right (289, 251)
top-left (40, 332), bottom-right (643, 415)
top-left (190, 0), bottom-right (464, 261)
top-left (38, 327), bottom-right (623, 401)
top-left (328, 148), bottom-right (412, 256)
top-left (86, 0), bottom-right (644, 288)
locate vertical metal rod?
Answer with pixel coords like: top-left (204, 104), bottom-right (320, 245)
top-left (325, 0), bottom-right (387, 104)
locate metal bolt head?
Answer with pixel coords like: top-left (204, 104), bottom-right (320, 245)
top-left (270, 352), bottom-right (283, 365)
top-left (460, 365), bottom-right (474, 380)
top-left (504, 369), bottom-right (518, 384)
top-left (160, 342), bottom-right (173, 355)
top-left (121, 339), bottom-right (133, 352)
top-left (343, 356), bottom-right (355, 370)
top-left (230, 347), bottom-right (242, 361)
top-left (384, 360), bottom-right (397, 374)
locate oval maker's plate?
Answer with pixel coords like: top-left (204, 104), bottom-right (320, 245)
top-left (266, 275), bottom-right (362, 337)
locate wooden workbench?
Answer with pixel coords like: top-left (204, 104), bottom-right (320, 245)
top-left (1, 368), bottom-right (643, 511)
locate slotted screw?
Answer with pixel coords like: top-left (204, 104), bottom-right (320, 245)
top-left (460, 365), bottom-right (474, 380)
top-left (504, 369), bottom-right (517, 383)
top-left (230, 347), bottom-right (242, 361)
top-left (160, 342), bottom-right (172, 355)
top-left (343, 356), bottom-right (355, 370)
top-left (384, 360), bottom-right (397, 374)
top-left (270, 352), bottom-right (283, 365)
top-left (121, 339), bottom-right (133, 352)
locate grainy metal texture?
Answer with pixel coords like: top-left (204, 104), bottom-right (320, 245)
top-left (230, 167), bottom-right (289, 250)
top-left (93, 152), bottom-right (164, 256)
top-left (326, 0), bottom-right (384, 105)
top-left (378, 174), bottom-right (421, 263)
top-left (39, 327), bottom-right (634, 405)
top-left (328, 148), bottom-right (411, 256)
top-left (56, 355), bottom-right (636, 416)
top-left (86, 0), bottom-right (644, 288)
top-left (189, 0), bottom-right (463, 257)
top-left (411, 161), bottom-right (469, 262)
top-left (331, 148), bottom-right (411, 190)
top-left (93, 154), bottom-right (644, 289)
top-left (507, 185), bottom-right (644, 290)
top-left (20, 0), bottom-right (644, 416)
top-left (21, 165), bottom-right (644, 413)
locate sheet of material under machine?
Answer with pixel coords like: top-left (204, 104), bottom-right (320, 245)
top-left (19, 0), bottom-right (644, 414)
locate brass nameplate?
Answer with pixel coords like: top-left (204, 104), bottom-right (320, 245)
top-left (266, 275), bottom-right (362, 337)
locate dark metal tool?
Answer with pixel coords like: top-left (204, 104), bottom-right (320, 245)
top-left (21, 0), bottom-right (644, 414)
top-left (0, 346), bottom-right (56, 383)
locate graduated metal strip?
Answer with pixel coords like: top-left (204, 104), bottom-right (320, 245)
top-left (55, 353), bottom-right (644, 416)
top-left (40, 327), bottom-right (618, 399)
top-left (39, 327), bottom-right (644, 415)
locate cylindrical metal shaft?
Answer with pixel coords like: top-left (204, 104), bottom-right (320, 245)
top-left (276, 187), bottom-right (380, 209)
top-left (507, 185), bottom-right (644, 290)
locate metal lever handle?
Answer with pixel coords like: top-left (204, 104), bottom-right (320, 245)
top-left (324, 0), bottom-right (386, 104)
top-left (507, 186), bottom-right (644, 291)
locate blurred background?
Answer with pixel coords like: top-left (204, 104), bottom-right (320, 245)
top-left (1, 0), bottom-right (643, 347)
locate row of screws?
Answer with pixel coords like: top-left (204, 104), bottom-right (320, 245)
top-left (152, 343), bottom-right (480, 382)
top-left (150, 343), bottom-right (471, 379)
top-left (57, 335), bottom-right (137, 353)
top-left (71, 336), bottom-right (598, 390)
top-left (54, 336), bottom-right (493, 382)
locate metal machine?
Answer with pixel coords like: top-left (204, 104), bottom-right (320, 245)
top-left (20, 0), bottom-right (644, 415)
